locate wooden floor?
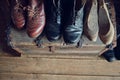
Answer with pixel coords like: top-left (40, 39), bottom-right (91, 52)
top-left (1, 49), bottom-right (120, 80)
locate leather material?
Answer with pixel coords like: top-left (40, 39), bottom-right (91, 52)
top-left (27, 0), bottom-right (45, 38)
top-left (62, 0), bottom-right (84, 44)
top-left (45, 0), bottom-right (61, 41)
top-left (83, 0), bottom-right (98, 42)
top-left (11, 0), bottom-right (26, 29)
top-left (98, 0), bottom-right (114, 45)
top-left (45, 22), bottom-right (61, 41)
top-left (101, 49), bottom-right (117, 62)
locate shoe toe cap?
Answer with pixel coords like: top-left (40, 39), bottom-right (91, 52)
top-left (101, 50), bottom-right (117, 62)
top-left (64, 25), bottom-right (83, 44)
top-left (46, 23), bottom-right (61, 41)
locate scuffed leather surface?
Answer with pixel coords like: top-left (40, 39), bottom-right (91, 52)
top-left (44, 0), bottom-right (61, 41)
top-left (62, 0), bottom-right (84, 44)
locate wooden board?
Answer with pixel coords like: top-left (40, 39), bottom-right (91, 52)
top-left (0, 56), bottom-right (120, 80)
top-left (1, 73), bottom-right (120, 80)
top-left (0, 57), bottom-right (120, 76)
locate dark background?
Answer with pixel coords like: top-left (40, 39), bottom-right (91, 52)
top-left (0, 0), bottom-right (10, 47)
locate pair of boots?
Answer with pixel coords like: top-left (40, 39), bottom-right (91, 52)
top-left (45, 0), bottom-right (85, 44)
top-left (84, 0), bottom-right (114, 45)
top-left (11, 0), bottom-right (45, 38)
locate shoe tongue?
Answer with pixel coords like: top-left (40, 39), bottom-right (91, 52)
top-left (30, 0), bottom-right (38, 9)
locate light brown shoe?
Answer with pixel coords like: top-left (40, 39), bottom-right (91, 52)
top-left (98, 0), bottom-right (114, 45)
top-left (83, 0), bottom-right (98, 42)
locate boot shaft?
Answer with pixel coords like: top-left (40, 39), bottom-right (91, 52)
top-left (61, 0), bottom-right (85, 26)
top-left (44, 0), bottom-right (61, 24)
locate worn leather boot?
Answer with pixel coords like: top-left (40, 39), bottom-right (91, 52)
top-left (27, 0), bottom-right (45, 38)
top-left (98, 0), bottom-right (114, 45)
top-left (11, 0), bottom-right (26, 29)
top-left (62, 0), bottom-right (85, 44)
top-left (84, 0), bottom-right (98, 42)
top-left (101, 44), bottom-right (117, 62)
top-left (45, 0), bottom-right (61, 41)
top-left (101, 49), bottom-right (117, 62)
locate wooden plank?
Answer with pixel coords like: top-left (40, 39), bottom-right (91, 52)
top-left (0, 73), bottom-right (33, 80)
top-left (0, 57), bottom-right (120, 76)
top-left (0, 73), bottom-right (120, 80)
top-left (3, 24), bottom-right (106, 56)
top-left (9, 27), bottom-right (106, 55)
top-left (25, 54), bottom-right (101, 60)
top-left (18, 45), bottom-right (105, 55)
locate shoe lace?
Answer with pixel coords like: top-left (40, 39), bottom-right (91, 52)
top-left (72, 0), bottom-right (76, 25)
top-left (14, 0), bottom-right (26, 11)
top-left (27, 0), bottom-right (44, 18)
top-left (27, 6), bottom-right (35, 17)
top-left (53, 0), bottom-right (61, 24)
top-left (27, 6), bottom-right (40, 18)
top-left (72, 0), bottom-right (86, 25)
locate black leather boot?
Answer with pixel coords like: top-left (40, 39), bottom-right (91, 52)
top-left (101, 44), bottom-right (117, 62)
top-left (61, 0), bottom-right (85, 44)
top-left (45, 0), bottom-right (62, 41)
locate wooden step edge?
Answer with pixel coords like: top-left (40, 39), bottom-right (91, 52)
top-left (1, 72), bottom-right (120, 77)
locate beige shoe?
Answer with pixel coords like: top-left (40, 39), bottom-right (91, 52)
top-left (98, 0), bottom-right (114, 45)
top-left (83, 0), bottom-right (98, 42)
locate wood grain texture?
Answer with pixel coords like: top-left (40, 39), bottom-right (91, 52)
top-left (0, 57), bottom-right (120, 76)
top-left (1, 73), bottom-right (120, 80)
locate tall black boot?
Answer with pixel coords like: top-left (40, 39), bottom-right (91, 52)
top-left (45, 0), bottom-right (62, 42)
top-left (61, 0), bottom-right (85, 44)
top-left (101, 44), bottom-right (117, 62)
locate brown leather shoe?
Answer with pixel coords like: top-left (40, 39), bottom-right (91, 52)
top-left (98, 0), bottom-right (114, 45)
top-left (27, 0), bottom-right (45, 38)
top-left (83, 0), bottom-right (98, 42)
top-left (11, 0), bottom-right (26, 29)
